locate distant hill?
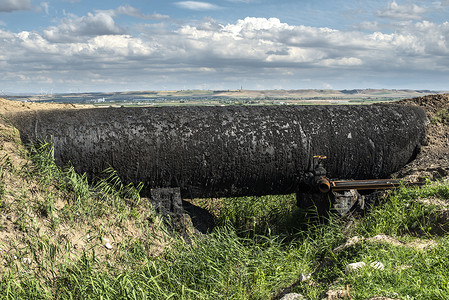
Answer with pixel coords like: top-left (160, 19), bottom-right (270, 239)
top-left (4, 89), bottom-right (447, 106)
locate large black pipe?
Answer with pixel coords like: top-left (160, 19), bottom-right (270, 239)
top-left (9, 104), bottom-right (427, 198)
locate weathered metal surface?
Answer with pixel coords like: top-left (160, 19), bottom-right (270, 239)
top-left (329, 178), bottom-right (424, 191)
top-left (10, 104), bottom-right (427, 198)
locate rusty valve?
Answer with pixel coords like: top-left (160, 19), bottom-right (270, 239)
top-left (317, 177), bottom-right (331, 193)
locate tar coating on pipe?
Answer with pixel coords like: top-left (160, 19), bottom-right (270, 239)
top-left (9, 104), bottom-right (427, 198)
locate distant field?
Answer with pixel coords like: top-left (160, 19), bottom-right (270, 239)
top-left (4, 88), bottom-right (447, 107)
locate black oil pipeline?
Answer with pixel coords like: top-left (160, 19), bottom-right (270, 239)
top-left (10, 104), bottom-right (427, 198)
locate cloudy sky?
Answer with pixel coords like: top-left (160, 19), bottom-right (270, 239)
top-left (1, 0), bottom-right (449, 93)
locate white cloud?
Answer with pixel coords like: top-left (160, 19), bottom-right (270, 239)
top-left (0, 0), bottom-right (31, 12)
top-left (169, 16), bottom-right (449, 73)
top-left (377, 0), bottom-right (426, 20)
top-left (3, 15), bottom-right (449, 92)
top-left (320, 57), bottom-right (363, 67)
top-left (84, 35), bottom-right (153, 57)
top-left (175, 1), bottom-right (221, 11)
top-left (41, 5), bottom-right (170, 44)
top-left (0, 28), bottom-right (13, 38)
top-left (115, 5), bottom-right (170, 20)
top-left (356, 21), bottom-right (381, 31)
top-left (43, 11), bottom-right (124, 42)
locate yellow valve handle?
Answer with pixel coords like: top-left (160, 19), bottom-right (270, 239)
top-left (313, 155), bottom-right (327, 160)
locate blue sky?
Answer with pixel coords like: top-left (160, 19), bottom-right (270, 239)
top-left (1, 0), bottom-right (449, 93)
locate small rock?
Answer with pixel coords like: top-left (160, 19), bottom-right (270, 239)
top-left (345, 262), bottom-right (366, 274)
top-left (280, 293), bottom-right (307, 300)
top-left (298, 273), bottom-right (318, 287)
top-left (326, 289), bottom-right (347, 300)
top-left (13, 255), bottom-right (17, 260)
top-left (369, 234), bottom-right (404, 246)
top-left (103, 238), bottom-right (112, 249)
top-left (22, 257), bottom-right (32, 265)
top-left (300, 273), bottom-right (311, 282)
top-left (436, 167), bottom-right (448, 177)
top-left (6, 215), bottom-right (11, 221)
top-left (370, 261), bottom-right (385, 271)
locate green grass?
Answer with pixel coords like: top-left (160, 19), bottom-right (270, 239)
top-left (341, 241), bottom-right (449, 299)
top-left (431, 109), bottom-right (449, 124)
top-left (358, 182), bottom-right (449, 237)
top-left (0, 154), bottom-right (9, 204)
top-left (1, 137), bottom-right (449, 299)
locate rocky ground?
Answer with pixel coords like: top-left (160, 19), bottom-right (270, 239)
top-left (394, 94), bottom-right (449, 181)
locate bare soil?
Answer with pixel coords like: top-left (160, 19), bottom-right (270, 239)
top-left (394, 94), bottom-right (449, 180)
top-left (0, 98), bottom-right (91, 116)
top-left (0, 98), bottom-right (170, 276)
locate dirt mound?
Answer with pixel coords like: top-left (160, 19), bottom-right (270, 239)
top-left (397, 94), bottom-right (449, 115)
top-left (0, 97), bottom-right (89, 116)
top-left (395, 94), bottom-right (449, 180)
top-left (0, 98), bottom-right (171, 277)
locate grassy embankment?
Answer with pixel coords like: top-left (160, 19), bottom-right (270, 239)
top-left (1, 115), bottom-right (449, 299)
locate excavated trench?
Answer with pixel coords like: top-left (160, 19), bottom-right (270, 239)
top-left (9, 104), bottom-right (427, 199)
